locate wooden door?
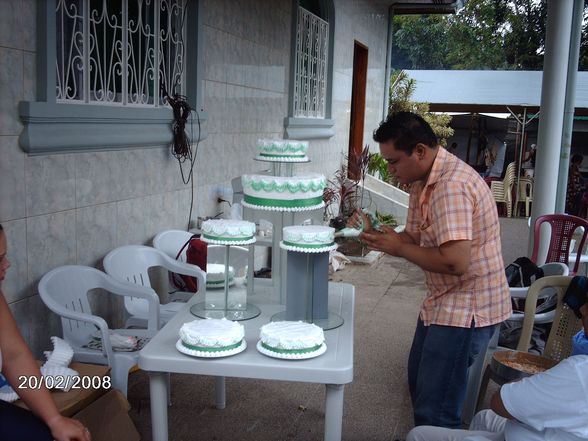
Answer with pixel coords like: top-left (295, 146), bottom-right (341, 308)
top-left (348, 41), bottom-right (368, 180)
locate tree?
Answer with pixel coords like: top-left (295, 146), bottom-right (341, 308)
top-left (387, 70), bottom-right (454, 144)
top-left (392, 15), bottom-right (450, 69)
top-left (391, 0), bottom-right (586, 71)
top-left (368, 71), bottom-right (454, 187)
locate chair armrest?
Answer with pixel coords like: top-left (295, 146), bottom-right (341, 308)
top-left (159, 253), bottom-right (207, 293)
top-left (42, 300), bottom-right (116, 363)
top-left (102, 277), bottom-right (161, 333)
top-left (169, 291), bottom-right (194, 302)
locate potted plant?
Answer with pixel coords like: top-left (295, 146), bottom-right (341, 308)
top-left (323, 145), bottom-right (376, 257)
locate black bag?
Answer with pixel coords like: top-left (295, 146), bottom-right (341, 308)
top-left (170, 235), bottom-right (207, 292)
top-left (563, 275), bottom-right (588, 318)
top-left (505, 257), bottom-right (544, 288)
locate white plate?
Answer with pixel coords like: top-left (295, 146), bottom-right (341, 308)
top-left (279, 241), bottom-right (337, 253)
top-left (176, 339), bottom-right (247, 358)
top-left (256, 341), bottom-right (327, 360)
top-left (253, 155), bottom-right (310, 163)
top-left (206, 279), bottom-right (236, 289)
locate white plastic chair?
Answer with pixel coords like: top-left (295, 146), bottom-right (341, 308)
top-left (38, 265), bottom-right (160, 396)
top-left (490, 162), bottom-right (516, 217)
top-left (508, 261), bottom-right (569, 324)
top-left (153, 229), bottom-right (194, 262)
top-left (103, 245), bottom-right (206, 328)
top-left (462, 261), bottom-right (568, 425)
top-left (475, 276), bottom-right (582, 411)
top-left (515, 176), bottom-right (533, 217)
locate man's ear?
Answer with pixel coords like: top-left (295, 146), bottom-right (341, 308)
top-left (414, 143), bottom-right (428, 160)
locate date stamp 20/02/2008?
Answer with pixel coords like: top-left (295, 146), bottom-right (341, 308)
top-left (17, 375), bottom-right (111, 390)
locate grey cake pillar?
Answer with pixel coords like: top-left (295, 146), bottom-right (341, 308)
top-left (285, 251), bottom-right (329, 320)
top-left (275, 250), bottom-right (343, 330)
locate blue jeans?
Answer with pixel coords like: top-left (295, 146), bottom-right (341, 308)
top-left (407, 318), bottom-right (496, 429)
top-left (0, 399), bottom-right (53, 440)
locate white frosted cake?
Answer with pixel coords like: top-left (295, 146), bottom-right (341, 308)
top-left (206, 263), bottom-right (235, 287)
top-left (257, 321), bottom-right (326, 359)
top-left (201, 219), bottom-right (256, 245)
top-left (256, 139), bottom-right (309, 162)
top-left (176, 318), bottom-right (246, 357)
top-left (241, 173), bottom-right (326, 211)
top-left (280, 225), bottom-right (336, 252)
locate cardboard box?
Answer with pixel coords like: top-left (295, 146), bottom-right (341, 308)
top-left (14, 362), bottom-right (139, 441)
top-left (73, 389), bottom-right (140, 441)
top-left (14, 362), bottom-right (110, 417)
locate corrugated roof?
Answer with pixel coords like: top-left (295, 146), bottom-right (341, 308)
top-left (405, 70), bottom-right (588, 111)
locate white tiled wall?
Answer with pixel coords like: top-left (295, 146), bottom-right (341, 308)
top-left (0, 0), bottom-right (389, 355)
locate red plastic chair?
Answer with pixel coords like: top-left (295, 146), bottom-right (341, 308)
top-left (531, 213), bottom-right (588, 275)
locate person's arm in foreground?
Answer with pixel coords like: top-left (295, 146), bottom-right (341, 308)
top-left (490, 389), bottom-right (515, 420)
top-left (0, 290), bottom-right (90, 441)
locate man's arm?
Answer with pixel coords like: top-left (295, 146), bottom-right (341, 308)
top-left (360, 228), bottom-right (471, 276)
top-left (490, 388), bottom-right (516, 420)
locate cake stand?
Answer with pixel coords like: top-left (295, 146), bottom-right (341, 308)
top-left (253, 156), bottom-right (310, 177)
top-left (191, 240), bottom-right (261, 321)
top-left (270, 242), bottom-right (343, 331)
top-left (243, 205), bottom-right (324, 304)
top-left (243, 153), bottom-right (323, 304)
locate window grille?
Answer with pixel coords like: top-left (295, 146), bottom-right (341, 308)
top-left (293, 6), bottom-right (328, 119)
top-left (55, 0), bottom-right (186, 107)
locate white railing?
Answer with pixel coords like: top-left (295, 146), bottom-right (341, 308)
top-left (293, 6), bottom-right (328, 119)
top-left (56, 0), bottom-right (186, 107)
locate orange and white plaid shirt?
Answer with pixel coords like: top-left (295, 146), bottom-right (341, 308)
top-left (406, 147), bottom-right (512, 328)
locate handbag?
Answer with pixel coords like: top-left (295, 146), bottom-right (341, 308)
top-left (171, 235), bottom-right (207, 292)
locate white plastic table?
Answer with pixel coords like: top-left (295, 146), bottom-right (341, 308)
top-left (138, 282), bottom-right (355, 441)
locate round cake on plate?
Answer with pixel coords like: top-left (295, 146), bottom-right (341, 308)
top-left (280, 225), bottom-right (337, 253)
top-left (257, 321), bottom-right (326, 359)
top-left (201, 219), bottom-right (256, 245)
top-left (176, 318), bottom-right (246, 357)
top-left (241, 173), bottom-right (326, 211)
top-left (254, 139), bottom-right (310, 162)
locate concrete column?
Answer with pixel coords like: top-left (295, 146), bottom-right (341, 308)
top-left (555, 0), bottom-right (584, 213)
top-left (528, 0), bottom-right (574, 255)
top-left (383, 7), bottom-right (394, 118)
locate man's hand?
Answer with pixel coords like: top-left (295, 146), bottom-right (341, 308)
top-left (346, 209), bottom-right (373, 232)
top-left (360, 226), bottom-right (403, 256)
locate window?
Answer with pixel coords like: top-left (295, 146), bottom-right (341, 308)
top-left (56, 0), bottom-right (185, 106)
top-left (293, 7), bottom-right (328, 118)
top-left (20, 0), bottom-right (206, 154)
top-left (284, 0), bottom-right (334, 140)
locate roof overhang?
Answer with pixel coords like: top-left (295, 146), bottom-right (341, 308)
top-left (406, 70), bottom-right (588, 116)
top-left (389, 0), bottom-right (465, 14)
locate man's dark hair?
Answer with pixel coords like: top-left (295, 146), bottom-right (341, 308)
top-left (373, 112), bottom-right (438, 155)
top-left (572, 153), bottom-right (583, 165)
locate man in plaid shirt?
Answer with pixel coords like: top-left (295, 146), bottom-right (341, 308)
top-left (356, 112), bottom-right (512, 429)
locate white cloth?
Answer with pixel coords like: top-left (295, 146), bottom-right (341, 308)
top-left (501, 355), bottom-right (588, 441)
top-left (406, 410), bottom-right (506, 441)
